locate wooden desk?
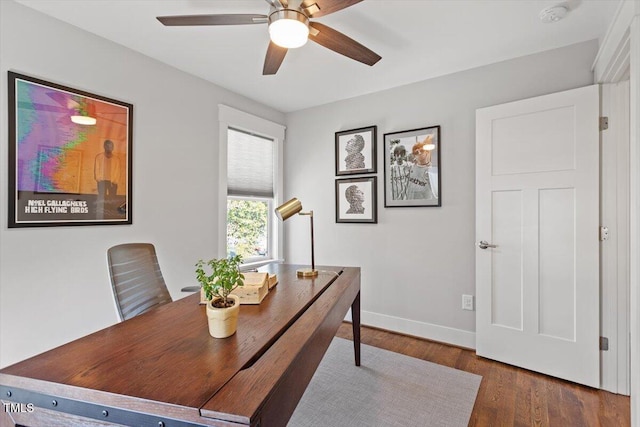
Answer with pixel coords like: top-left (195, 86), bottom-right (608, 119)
top-left (0, 264), bottom-right (361, 427)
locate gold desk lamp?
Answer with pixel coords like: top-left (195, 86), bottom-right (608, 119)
top-left (275, 197), bottom-right (318, 278)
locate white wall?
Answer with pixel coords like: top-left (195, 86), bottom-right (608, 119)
top-left (0, 0), bottom-right (604, 368)
top-left (0, 0), bottom-right (285, 367)
top-left (284, 40), bottom-right (598, 348)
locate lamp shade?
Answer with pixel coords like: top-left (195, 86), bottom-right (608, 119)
top-left (70, 115), bottom-right (97, 125)
top-left (275, 198), bottom-right (302, 221)
top-left (268, 9), bottom-right (309, 49)
top-left (70, 101), bottom-right (97, 126)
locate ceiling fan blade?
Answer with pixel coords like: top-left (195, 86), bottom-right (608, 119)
top-left (308, 22), bottom-right (381, 66)
top-left (157, 14), bottom-right (268, 26)
top-left (264, 0), bottom-right (288, 7)
top-left (303, 0), bottom-right (363, 18)
top-left (263, 42), bottom-right (288, 75)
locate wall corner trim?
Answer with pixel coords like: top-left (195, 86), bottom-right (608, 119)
top-left (593, 0), bottom-right (636, 83)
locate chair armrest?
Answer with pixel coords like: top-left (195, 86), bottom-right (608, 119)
top-left (181, 286), bottom-right (200, 293)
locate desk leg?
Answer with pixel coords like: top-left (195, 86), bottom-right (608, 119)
top-left (351, 291), bottom-right (361, 366)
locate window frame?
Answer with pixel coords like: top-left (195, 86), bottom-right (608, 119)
top-left (218, 105), bottom-right (285, 269)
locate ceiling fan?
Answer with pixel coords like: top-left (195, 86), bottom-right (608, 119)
top-left (156, 0), bottom-right (381, 75)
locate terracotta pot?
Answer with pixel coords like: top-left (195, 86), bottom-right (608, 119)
top-left (205, 294), bottom-right (240, 338)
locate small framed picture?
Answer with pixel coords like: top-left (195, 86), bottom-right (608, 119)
top-left (335, 126), bottom-right (377, 176)
top-left (335, 177), bottom-right (377, 223)
top-left (384, 126), bottom-right (441, 207)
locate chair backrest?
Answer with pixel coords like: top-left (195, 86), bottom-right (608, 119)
top-left (107, 243), bottom-right (173, 321)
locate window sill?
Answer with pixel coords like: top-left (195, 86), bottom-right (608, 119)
top-left (240, 258), bottom-right (284, 272)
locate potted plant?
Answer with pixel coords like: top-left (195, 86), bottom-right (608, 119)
top-left (195, 255), bottom-right (244, 338)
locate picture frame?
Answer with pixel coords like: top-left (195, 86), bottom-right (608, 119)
top-left (383, 125), bottom-right (441, 207)
top-left (335, 176), bottom-right (377, 223)
top-left (335, 125), bottom-right (377, 176)
top-left (8, 72), bottom-right (133, 227)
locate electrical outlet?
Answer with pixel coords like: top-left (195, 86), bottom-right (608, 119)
top-left (462, 294), bottom-right (474, 311)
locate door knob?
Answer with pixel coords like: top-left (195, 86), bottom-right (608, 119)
top-left (478, 240), bottom-right (497, 249)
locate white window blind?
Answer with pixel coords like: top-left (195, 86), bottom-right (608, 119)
top-left (227, 128), bottom-right (274, 198)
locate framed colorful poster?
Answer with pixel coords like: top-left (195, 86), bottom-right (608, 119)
top-left (335, 176), bottom-right (377, 223)
top-left (8, 72), bottom-right (133, 227)
top-left (383, 125), bottom-right (441, 207)
top-left (335, 125), bottom-right (377, 176)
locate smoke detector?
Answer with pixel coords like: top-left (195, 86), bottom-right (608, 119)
top-left (539, 5), bottom-right (568, 23)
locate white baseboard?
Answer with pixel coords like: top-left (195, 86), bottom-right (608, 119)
top-left (356, 310), bottom-right (476, 350)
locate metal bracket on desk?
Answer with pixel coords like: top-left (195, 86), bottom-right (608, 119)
top-left (0, 385), bottom-right (208, 427)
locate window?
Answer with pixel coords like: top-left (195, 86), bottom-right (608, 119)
top-left (227, 198), bottom-right (269, 259)
top-left (226, 128), bottom-right (273, 260)
top-left (218, 106), bottom-right (285, 268)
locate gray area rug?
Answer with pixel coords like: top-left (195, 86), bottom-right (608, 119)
top-left (289, 337), bottom-right (482, 427)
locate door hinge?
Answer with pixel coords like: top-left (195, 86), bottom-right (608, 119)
top-left (600, 226), bottom-right (609, 241)
top-left (600, 336), bottom-right (609, 351)
top-left (600, 116), bottom-right (609, 131)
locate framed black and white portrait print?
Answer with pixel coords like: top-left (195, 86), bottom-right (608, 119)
top-left (335, 126), bottom-right (377, 176)
top-left (384, 126), bottom-right (441, 207)
top-left (335, 176), bottom-right (377, 223)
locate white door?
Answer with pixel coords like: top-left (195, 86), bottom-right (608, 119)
top-left (475, 84), bottom-right (600, 388)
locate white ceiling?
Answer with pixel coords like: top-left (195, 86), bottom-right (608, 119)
top-left (15, 0), bottom-right (620, 113)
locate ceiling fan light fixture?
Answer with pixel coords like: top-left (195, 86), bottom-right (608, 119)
top-left (268, 9), bottom-right (309, 49)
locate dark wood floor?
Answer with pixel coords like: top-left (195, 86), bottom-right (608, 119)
top-left (335, 323), bottom-right (630, 427)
